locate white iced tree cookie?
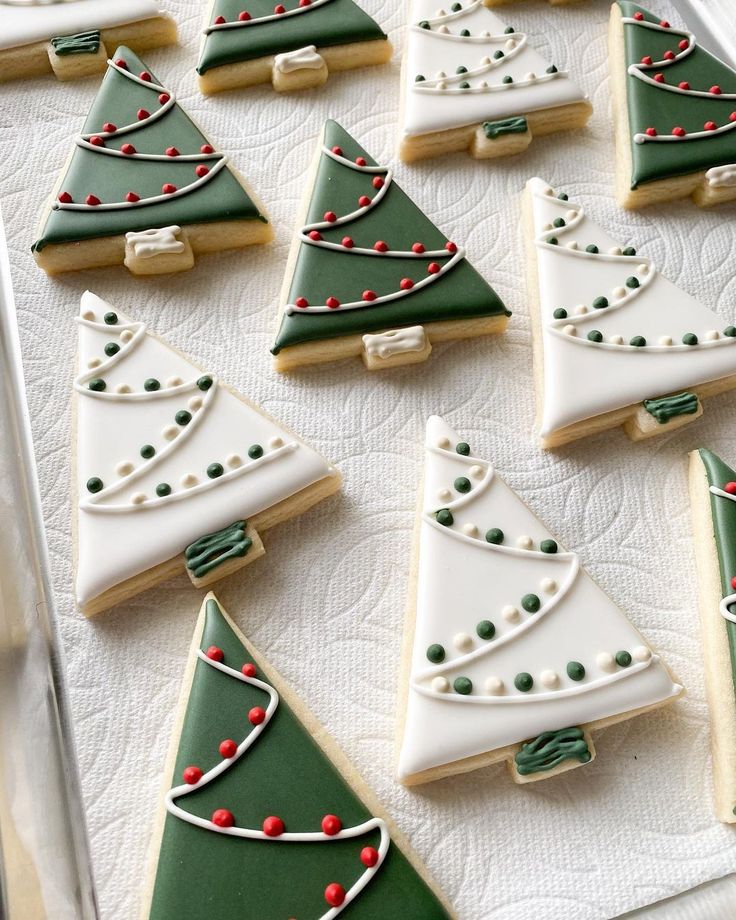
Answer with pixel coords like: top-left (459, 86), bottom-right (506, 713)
top-left (397, 417), bottom-right (683, 785)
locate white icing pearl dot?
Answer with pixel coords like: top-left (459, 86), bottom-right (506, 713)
top-left (120, 329), bottom-right (134, 343)
top-left (543, 222), bottom-right (554, 232)
top-left (632, 645), bottom-right (651, 662)
top-left (163, 424), bottom-right (179, 441)
top-left (462, 523), bottom-right (479, 537)
top-left (543, 187), bottom-right (554, 196)
top-left (181, 473), bottom-right (198, 488)
top-left (438, 488), bottom-right (452, 502)
top-left (613, 287), bottom-right (627, 299)
top-left (115, 383), bottom-right (131, 394)
top-left (438, 26), bottom-right (449, 35)
top-left (270, 436), bottom-right (284, 448)
top-left (597, 652), bottom-right (616, 672)
top-left (480, 30), bottom-right (490, 38)
top-left (485, 676), bottom-right (505, 695)
top-left (469, 464), bottom-right (484, 479)
top-left (705, 330), bottom-right (719, 341)
top-left (540, 670), bottom-right (559, 689)
top-left (563, 324), bottom-right (577, 336)
top-left (437, 80), bottom-right (447, 89)
top-left (81, 309), bottom-right (95, 320)
top-left (116, 461), bottom-right (134, 476)
top-left (541, 577), bottom-right (557, 594)
top-left (516, 535), bottom-right (533, 549)
top-left (130, 492), bottom-right (146, 505)
top-left (188, 396), bottom-right (203, 411)
top-left (502, 605), bottom-right (520, 623)
top-left (478, 81), bottom-right (488, 89)
top-left (638, 264), bottom-right (649, 275)
top-left (166, 376), bottom-right (183, 388)
top-left (565, 210), bottom-right (578, 221)
top-left (87, 357), bottom-right (102, 369)
top-left (505, 38), bottom-right (516, 50)
top-left (453, 633), bottom-right (473, 652)
top-left (480, 56), bottom-right (491, 66)
top-left (659, 336), bottom-right (673, 346)
top-left (226, 453), bottom-right (242, 468)
top-left (432, 676), bottom-right (450, 693)
top-left (436, 70), bottom-right (446, 79)
top-left (566, 241), bottom-right (578, 251)
top-left (609, 335), bottom-right (624, 345)
top-left (524, 71), bottom-right (536, 81)
top-left (609, 246), bottom-right (622, 256)
top-left (436, 436), bottom-right (450, 449)
top-left (574, 305), bottom-right (588, 315)
top-left (435, 7), bottom-right (445, 15)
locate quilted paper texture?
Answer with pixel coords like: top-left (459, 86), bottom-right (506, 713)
top-left (0, 1), bottom-right (736, 918)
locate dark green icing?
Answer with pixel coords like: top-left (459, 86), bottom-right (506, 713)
top-left (148, 599), bottom-right (451, 919)
top-left (50, 30), bottom-right (101, 56)
top-left (476, 620), bottom-right (495, 640)
top-left (514, 672), bottom-right (533, 692)
top-left (272, 120), bottom-right (508, 354)
top-left (482, 116), bottom-right (528, 139)
top-left (618, 2), bottom-right (736, 188)
top-left (32, 47), bottom-right (265, 252)
top-left (521, 593), bottom-right (540, 613)
top-left (248, 444), bottom-right (264, 459)
top-left (643, 391), bottom-right (699, 424)
top-left (426, 643), bottom-right (445, 663)
top-left (453, 677), bottom-right (472, 695)
top-left (514, 727), bottom-right (591, 776)
top-left (485, 528), bottom-right (503, 544)
top-left (436, 509), bottom-right (453, 526)
top-left (566, 661), bottom-right (585, 681)
top-left (697, 449), bottom-right (736, 693)
top-left (197, 0), bottom-right (388, 74)
top-left (185, 521), bottom-right (252, 579)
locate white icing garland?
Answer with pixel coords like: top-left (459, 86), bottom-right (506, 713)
top-left (203, 0), bottom-right (334, 34)
top-left (274, 45), bottom-right (324, 73)
top-left (285, 144), bottom-right (465, 315)
top-left (708, 485), bottom-right (736, 623)
top-left (126, 226), bottom-right (185, 258)
top-left (165, 646), bottom-right (389, 920)
top-left (362, 326), bottom-right (426, 357)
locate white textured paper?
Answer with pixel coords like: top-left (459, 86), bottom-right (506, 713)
top-left (1, 1), bottom-right (736, 918)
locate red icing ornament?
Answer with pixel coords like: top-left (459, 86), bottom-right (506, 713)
top-left (195, 165), bottom-right (210, 178)
top-left (89, 135), bottom-right (105, 147)
top-left (633, 11), bottom-right (644, 20)
top-left (299, 0), bottom-right (311, 5)
top-left (326, 296), bottom-right (340, 309)
top-left (445, 241), bottom-right (457, 253)
top-left (206, 645), bottom-right (224, 662)
top-left (653, 73), bottom-right (664, 83)
top-left (678, 81), bottom-right (690, 90)
top-left (428, 262), bottom-right (440, 274)
top-left (183, 765), bottom-right (203, 785)
top-left (295, 297), bottom-right (309, 309)
top-left (219, 739), bottom-right (237, 758)
top-left (324, 210), bottom-right (337, 222)
top-left (678, 39), bottom-right (688, 50)
top-left (58, 191), bottom-right (73, 203)
top-left (372, 177), bottom-right (384, 189)
top-left (731, 576), bottom-right (736, 590)
top-left (212, 808), bottom-right (234, 828)
top-left (242, 662), bottom-right (256, 677)
top-left (263, 816), bottom-right (285, 837)
top-left (274, 4), bottom-right (286, 12)
top-left (332, 145), bottom-right (343, 155)
top-left (159, 93), bottom-right (170, 104)
top-left (166, 146), bottom-right (180, 157)
top-left (645, 127), bottom-right (657, 137)
top-left (140, 71), bottom-right (152, 82)
top-left (137, 108), bottom-right (150, 120)
top-left (238, 10), bottom-right (251, 19)
top-left (363, 290), bottom-right (377, 301)
top-left (341, 236), bottom-right (354, 248)
top-left (663, 51), bottom-right (675, 61)
top-left (711, 86), bottom-right (723, 95)
top-left (249, 706), bottom-right (266, 725)
top-left (114, 58), bottom-right (128, 69)
top-left (321, 814), bottom-right (342, 836)
top-left (373, 240), bottom-right (389, 252)
top-left (400, 278), bottom-right (414, 290)
top-left (358, 195), bottom-right (371, 207)
top-left (361, 846), bottom-right (379, 867)
top-left (355, 156), bottom-right (366, 166)
top-left (705, 121), bottom-right (717, 131)
top-left (125, 191), bottom-right (140, 203)
top-left (309, 230), bottom-right (322, 241)
top-left (214, 15), bottom-right (226, 24)
top-left (102, 122), bottom-right (116, 133)
top-left (640, 56), bottom-right (652, 65)
top-left (660, 19), bottom-right (670, 27)
top-left (121, 143), bottom-right (136, 155)
top-left (672, 126), bottom-right (686, 137)
top-left (412, 242), bottom-right (425, 254)
top-left (85, 194), bottom-right (101, 206)
top-left (162, 183), bottom-right (177, 194)
top-left (725, 482), bottom-right (736, 494)
top-left (324, 884), bottom-right (346, 908)
top-left (731, 113), bottom-right (736, 122)
top-left (201, 143), bottom-right (215, 154)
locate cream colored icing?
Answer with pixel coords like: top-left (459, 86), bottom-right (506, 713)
top-left (273, 45), bottom-right (324, 73)
top-left (125, 226), bottom-right (184, 259)
top-left (706, 165), bottom-right (736, 188)
top-left (362, 326), bottom-right (426, 358)
top-left (397, 416), bottom-right (682, 780)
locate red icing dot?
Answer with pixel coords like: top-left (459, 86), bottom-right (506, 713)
top-left (89, 135), bottom-right (105, 147)
top-left (711, 85), bottom-right (723, 95)
top-left (672, 126), bottom-right (686, 137)
top-left (361, 846), bottom-right (379, 867)
top-left (326, 296), bottom-right (340, 309)
top-left (640, 55), bottom-right (652, 65)
top-left (195, 165), bottom-right (210, 177)
top-left (125, 191), bottom-right (140, 203)
top-left (121, 143), bottom-right (136, 155)
top-left (206, 645), bottom-right (224, 662)
top-left (309, 230), bottom-right (322, 241)
top-left (183, 765), bottom-right (203, 785)
top-left (663, 50), bottom-right (675, 61)
top-left (374, 240), bottom-right (388, 252)
top-left (219, 739), bottom-right (237, 758)
top-left (324, 211), bottom-right (337, 222)
top-left (645, 127), bottom-right (657, 137)
top-left (321, 814), bottom-right (342, 836)
top-left (731, 113), bottom-right (736, 122)
top-left (263, 816), bottom-right (285, 837)
top-left (725, 482), bottom-right (736, 494)
top-left (58, 191), bottom-right (73, 203)
top-left (358, 195), bottom-right (371, 207)
top-left (242, 662), bottom-right (256, 677)
top-left (400, 278), bottom-right (414, 290)
top-left (249, 706), bottom-right (266, 725)
top-left (140, 71), bottom-right (152, 82)
top-left (212, 808), bottom-right (234, 828)
top-left (731, 576), bottom-right (736, 590)
top-left (428, 262), bottom-right (441, 274)
top-left (166, 146), bottom-right (180, 157)
top-left (355, 156), bottom-right (366, 166)
top-left (274, 4), bottom-right (286, 12)
top-left (238, 10), bottom-right (251, 19)
top-left (299, 0), bottom-right (311, 6)
top-left (678, 39), bottom-right (689, 50)
top-left (331, 145), bottom-right (343, 155)
top-left (372, 176), bottom-right (384, 189)
top-left (445, 241), bottom-right (457, 253)
top-left (85, 194), bottom-right (101, 206)
top-left (214, 14), bottom-right (226, 24)
top-left (341, 236), bottom-right (354, 248)
top-left (412, 242), bottom-right (425, 254)
top-left (159, 93), bottom-right (170, 104)
top-left (325, 884), bottom-right (346, 908)
top-left (162, 183), bottom-right (177, 194)
top-left (114, 58), bottom-right (128, 69)
top-left (705, 121), bottom-right (717, 131)
top-left (295, 297), bottom-right (309, 309)
top-left (137, 108), bottom-right (150, 120)
top-left (633, 11), bottom-right (644, 20)
top-left (660, 20), bottom-right (670, 28)
top-left (102, 122), bottom-right (116, 133)
top-left (363, 290), bottom-right (377, 301)
top-left (653, 73), bottom-right (665, 83)
top-left (201, 144), bottom-right (215, 154)
top-left (678, 81), bottom-right (690, 90)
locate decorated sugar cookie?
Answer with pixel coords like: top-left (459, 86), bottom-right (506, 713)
top-left (398, 0), bottom-right (592, 162)
top-left (689, 449), bottom-right (736, 823)
top-left (523, 177), bottom-right (736, 448)
top-left (397, 417), bottom-right (683, 785)
top-left (610, 2), bottom-right (736, 208)
top-left (197, 0), bottom-right (392, 94)
top-left (32, 47), bottom-right (272, 276)
top-left (143, 594), bottom-right (454, 919)
top-left (486, 0), bottom-right (586, 5)
top-left (0, 0), bottom-right (176, 83)
top-left (272, 120), bottom-right (509, 371)
top-left (73, 293), bottom-right (340, 617)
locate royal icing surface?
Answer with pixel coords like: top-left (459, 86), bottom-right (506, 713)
top-left (527, 177), bottom-right (736, 438)
top-left (274, 45), bottom-right (324, 72)
top-left (362, 325), bottom-right (426, 358)
top-left (125, 225), bottom-right (185, 258)
top-left (706, 165), bottom-right (736, 187)
top-left (0, 0), bottom-right (169, 51)
top-left (74, 292), bottom-right (336, 608)
top-left (397, 416), bottom-right (682, 780)
top-left (402, 0), bottom-right (588, 139)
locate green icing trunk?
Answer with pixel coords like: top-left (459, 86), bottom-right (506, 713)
top-left (617, 2), bottom-right (736, 188)
top-left (147, 599), bottom-right (451, 920)
top-left (272, 120), bottom-right (508, 353)
top-left (33, 47), bottom-right (265, 252)
top-left (198, 0), bottom-right (388, 73)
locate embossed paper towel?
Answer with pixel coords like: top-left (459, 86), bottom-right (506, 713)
top-left (1, 1), bottom-right (735, 918)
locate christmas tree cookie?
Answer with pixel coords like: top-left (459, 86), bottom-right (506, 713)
top-left (486, 0), bottom-right (585, 5)
top-left (73, 292), bottom-right (340, 617)
top-left (689, 448), bottom-right (736, 823)
top-left (197, 0), bottom-right (392, 94)
top-left (398, 0), bottom-right (592, 162)
top-left (32, 48), bottom-right (272, 276)
top-left (272, 120), bottom-right (509, 371)
top-left (397, 417), bottom-right (683, 785)
top-left (611, 2), bottom-right (736, 208)
top-left (0, 0), bottom-right (176, 83)
top-left (142, 594), bottom-right (454, 919)
top-left (523, 177), bottom-right (736, 449)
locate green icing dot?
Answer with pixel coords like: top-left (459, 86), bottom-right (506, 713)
top-left (521, 593), bottom-right (541, 613)
top-left (540, 539), bottom-right (558, 554)
top-left (682, 333), bottom-right (698, 346)
top-left (553, 308), bottom-right (567, 319)
top-left (626, 276), bottom-right (640, 289)
top-left (622, 247), bottom-right (636, 256)
top-left (104, 342), bottom-right (120, 357)
top-left (427, 644), bottom-right (445, 663)
top-left (454, 476), bottom-right (471, 493)
top-left (86, 476), bottom-right (103, 493)
top-left (436, 509), bottom-right (454, 526)
top-left (175, 410), bottom-right (192, 426)
top-left (454, 677), bottom-right (472, 695)
top-left (103, 311), bottom-right (118, 325)
top-left (88, 378), bottom-right (106, 391)
top-left (459, 81), bottom-right (470, 89)
top-left (476, 620), bottom-right (495, 640)
top-left (587, 330), bottom-right (603, 342)
top-left (593, 296), bottom-right (609, 309)
top-left (547, 64), bottom-right (559, 74)
top-left (557, 191), bottom-right (568, 200)
top-left (460, 28), bottom-right (470, 36)
top-left (725, 326), bottom-right (736, 337)
top-left (615, 650), bottom-right (632, 667)
top-left (493, 50), bottom-right (504, 59)
top-left (207, 463), bottom-right (224, 479)
top-left (156, 483), bottom-right (171, 497)
top-left (504, 25), bottom-right (514, 33)
top-left (419, 20), bottom-right (430, 28)
top-left (567, 661), bottom-right (585, 681)
top-left (451, 1), bottom-right (461, 9)
top-left (547, 237), bottom-right (558, 245)
top-left (456, 65), bottom-right (467, 74)
top-left (514, 672), bottom-right (533, 692)
top-left (455, 442), bottom-right (470, 455)
top-left (248, 444), bottom-right (263, 459)
top-left (140, 444), bottom-right (155, 459)
top-left (502, 75), bottom-right (513, 84)
top-left (415, 74), bottom-right (425, 82)
top-left (586, 244), bottom-right (599, 254)
top-left (630, 335), bottom-right (647, 347)
top-left (144, 378), bottom-right (160, 391)
top-left (485, 528), bottom-right (504, 544)
top-left (553, 217), bottom-right (566, 228)
top-left (197, 375), bottom-right (213, 391)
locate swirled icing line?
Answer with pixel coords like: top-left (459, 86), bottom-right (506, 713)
top-left (126, 226), bottom-right (185, 258)
top-left (708, 484), bottom-right (736, 623)
top-left (274, 45), bottom-right (324, 73)
top-left (362, 326), bottom-right (426, 358)
top-left (204, 0), bottom-right (334, 34)
top-left (166, 609), bottom-right (390, 920)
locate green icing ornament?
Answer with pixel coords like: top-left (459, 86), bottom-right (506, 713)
top-left (86, 476), bottom-right (103, 493)
top-left (197, 375), bottom-right (214, 391)
top-left (88, 378), bottom-right (106, 391)
top-left (476, 620), bottom-right (495, 640)
top-left (455, 442), bottom-right (470, 456)
top-left (540, 539), bottom-right (558, 554)
top-left (426, 643), bottom-right (445, 663)
top-left (566, 661), bottom-right (585, 681)
top-left (207, 463), bottom-right (224, 479)
top-left (156, 483), bottom-right (172, 497)
top-left (140, 444), bottom-right (156, 459)
top-left (248, 444), bottom-right (264, 459)
top-left (485, 528), bottom-right (504, 544)
top-left (175, 410), bottom-right (192, 426)
top-left (436, 509), bottom-right (453, 527)
top-left (514, 672), bottom-right (533, 692)
top-left (144, 378), bottom-right (161, 392)
top-left (453, 677), bottom-right (472, 695)
top-left (454, 476), bottom-right (471, 494)
top-left (615, 650), bottom-right (632, 667)
top-left (104, 342), bottom-right (120, 357)
top-left (521, 593), bottom-right (541, 613)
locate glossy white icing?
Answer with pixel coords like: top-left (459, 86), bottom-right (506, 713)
top-left (273, 45), bottom-right (324, 73)
top-left (706, 165), bottom-right (736, 187)
top-left (362, 325), bottom-right (426, 358)
top-left (402, 0), bottom-right (588, 138)
top-left (74, 292), bottom-right (337, 608)
top-left (526, 177), bottom-right (736, 438)
top-left (125, 226), bottom-right (185, 259)
top-left (397, 416), bottom-right (681, 780)
top-left (0, 0), bottom-right (169, 51)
